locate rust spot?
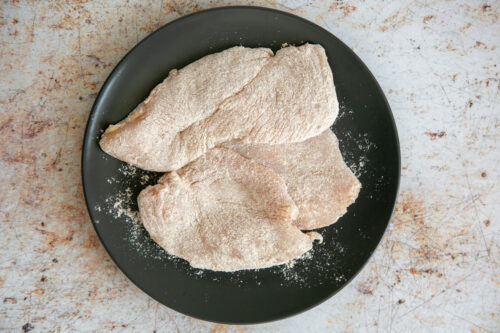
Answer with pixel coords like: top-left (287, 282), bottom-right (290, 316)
top-left (82, 233), bottom-right (100, 248)
top-left (482, 4), bottom-right (491, 12)
top-left (460, 22), bottom-right (472, 32)
top-left (25, 120), bottom-right (53, 138)
top-left (424, 131), bottom-right (446, 140)
top-left (32, 287), bottom-right (45, 295)
top-left (447, 251), bottom-right (467, 260)
top-left (210, 324), bottom-right (229, 333)
top-left (390, 192), bottom-right (475, 290)
top-left (329, 3), bottom-right (357, 16)
top-left (468, 100), bottom-right (474, 108)
top-left (165, 1), bottom-right (176, 13)
top-left (52, 148), bottom-right (61, 166)
top-left (474, 41), bottom-right (487, 48)
top-left (52, 258), bottom-right (58, 263)
top-left (355, 281), bottom-right (375, 295)
top-left (423, 15), bottom-right (435, 24)
top-left (40, 276), bottom-right (47, 282)
top-left (58, 203), bottom-right (87, 220)
top-left (22, 323), bottom-right (34, 333)
top-left (481, 171), bottom-right (487, 178)
top-left (0, 118), bottom-right (13, 132)
top-left (378, 11), bottom-right (408, 32)
top-left (484, 220), bottom-right (490, 227)
top-left (3, 297), bottom-right (17, 304)
top-left (86, 54), bottom-right (102, 63)
top-left (1, 151), bottom-right (36, 164)
top-left (35, 227), bottom-right (75, 248)
top-left (50, 15), bottom-right (76, 30)
top-left (165, 2), bottom-right (204, 16)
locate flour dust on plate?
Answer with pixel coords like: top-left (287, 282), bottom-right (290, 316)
top-left (82, 6), bottom-right (400, 324)
top-left (99, 43), bottom-right (356, 273)
top-left (99, 162), bottom-right (350, 286)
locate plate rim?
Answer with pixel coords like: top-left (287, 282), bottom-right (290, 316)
top-left (81, 5), bottom-right (401, 324)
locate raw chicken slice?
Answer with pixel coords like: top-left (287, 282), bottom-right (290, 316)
top-left (164, 44), bottom-right (338, 170)
top-left (137, 147), bottom-right (322, 271)
top-left (100, 46), bottom-right (273, 171)
top-left (223, 130), bottom-right (361, 230)
top-left (101, 44), bottom-right (338, 172)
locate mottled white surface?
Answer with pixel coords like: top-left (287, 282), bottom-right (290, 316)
top-left (0, 1), bottom-right (498, 332)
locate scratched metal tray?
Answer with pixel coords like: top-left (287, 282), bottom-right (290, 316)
top-left (82, 6), bottom-right (400, 324)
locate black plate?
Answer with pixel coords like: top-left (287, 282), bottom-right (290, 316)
top-left (82, 6), bottom-right (400, 324)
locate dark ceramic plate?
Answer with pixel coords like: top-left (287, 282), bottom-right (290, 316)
top-left (82, 6), bottom-right (400, 324)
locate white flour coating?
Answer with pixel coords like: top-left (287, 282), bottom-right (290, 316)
top-left (138, 148), bottom-right (322, 272)
top-left (96, 118), bottom-right (370, 284)
top-left (100, 44), bottom-right (337, 172)
top-left (99, 175), bottom-right (349, 285)
top-left (101, 187), bottom-right (349, 285)
top-left (223, 130), bottom-right (360, 230)
top-left (96, 84), bottom-right (372, 284)
top-left (100, 46), bottom-right (274, 171)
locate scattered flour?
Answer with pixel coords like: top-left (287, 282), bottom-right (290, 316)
top-left (117, 163), bottom-right (138, 177)
top-left (96, 124), bottom-right (362, 287)
top-left (99, 172), bottom-right (347, 286)
top-left (337, 130), bottom-right (376, 178)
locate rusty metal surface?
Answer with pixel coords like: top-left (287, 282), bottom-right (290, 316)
top-left (0, 1), bottom-right (498, 332)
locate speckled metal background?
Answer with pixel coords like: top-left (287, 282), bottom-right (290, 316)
top-left (0, 1), bottom-right (498, 332)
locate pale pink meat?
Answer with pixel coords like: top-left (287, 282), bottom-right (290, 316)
top-left (223, 130), bottom-right (361, 230)
top-left (100, 44), bottom-right (338, 172)
top-left (138, 148), bottom-right (322, 271)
